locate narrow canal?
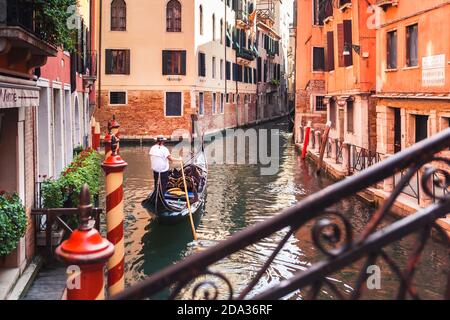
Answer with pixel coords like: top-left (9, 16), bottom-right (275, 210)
top-left (112, 118), bottom-right (449, 300)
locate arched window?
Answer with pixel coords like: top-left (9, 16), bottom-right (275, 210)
top-left (166, 0), bottom-right (182, 32)
top-left (111, 0), bottom-right (126, 31)
top-left (199, 5), bottom-right (203, 35)
top-left (212, 14), bottom-right (216, 40)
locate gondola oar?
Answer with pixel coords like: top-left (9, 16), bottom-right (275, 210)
top-left (180, 160), bottom-right (198, 241)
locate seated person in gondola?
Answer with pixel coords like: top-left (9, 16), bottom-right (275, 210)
top-left (149, 135), bottom-right (181, 193)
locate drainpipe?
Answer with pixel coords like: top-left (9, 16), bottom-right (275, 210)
top-left (97, 0), bottom-right (102, 110)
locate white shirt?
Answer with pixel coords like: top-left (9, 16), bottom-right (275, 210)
top-left (149, 145), bottom-right (170, 173)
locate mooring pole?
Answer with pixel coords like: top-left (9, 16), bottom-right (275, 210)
top-left (317, 121), bottom-right (332, 174)
top-left (55, 185), bottom-right (114, 300)
top-left (301, 121), bottom-right (312, 159)
top-left (102, 135), bottom-right (128, 296)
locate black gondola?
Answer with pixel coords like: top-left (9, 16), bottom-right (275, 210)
top-left (141, 149), bottom-right (208, 225)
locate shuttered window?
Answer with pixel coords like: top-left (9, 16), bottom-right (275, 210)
top-left (165, 92), bottom-right (182, 116)
top-left (326, 31), bottom-right (335, 71)
top-left (344, 20), bottom-right (353, 67)
top-left (253, 68), bottom-right (257, 84)
top-left (162, 50), bottom-right (186, 75)
top-left (257, 57), bottom-right (262, 82)
top-left (198, 52), bottom-right (206, 77)
top-left (313, 47), bottom-right (325, 71)
top-left (226, 61), bottom-right (231, 80)
top-left (105, 49), bottom-right (130, 75)
top-left (111, 0), bottom-right (126, 31)
top-left (337, 23), bottom-right (345, 67)
top-left (386, 30), bottom-right (397, 69)
top-left (199, 92), bottom-right (204, 115)
top-left (110, 91), bottom-right (127, 105)
top-left (212, 93), bottom-right (217, 114)
top-left (406, 24), bottom-right (418, 67)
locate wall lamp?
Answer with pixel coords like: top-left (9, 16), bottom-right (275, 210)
top-left (343, 43), bottom-right (361, 56)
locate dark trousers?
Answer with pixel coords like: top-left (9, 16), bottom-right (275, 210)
top-left (154, 171), bottom-right (169, 193)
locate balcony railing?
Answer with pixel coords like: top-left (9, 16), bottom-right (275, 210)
top-left (112, 129), bottom-right (450, 300)
top-left (237, 47), bottom-right (256, 61)
top-left (2, 0), bottom-right (49, 42)
top-left (256, 0), bottom-right (275, 23)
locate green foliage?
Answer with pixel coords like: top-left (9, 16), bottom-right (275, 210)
top-left (42, 149), bottom-right (102, 209)
top-left (73, 145), bottom-right (84, 157)
top-left (270, 79), bottom-right (280, 86)
top-left (0, 193), bottom-right (27, 256)
top-left (36, 0), bottom-right (79, 52)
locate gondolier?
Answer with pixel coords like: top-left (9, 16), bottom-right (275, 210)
top-left (150, 135), bottom-right (180, 193)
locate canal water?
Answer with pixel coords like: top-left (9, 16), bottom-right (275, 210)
top-left (111, 119), bottom-right (449, 300)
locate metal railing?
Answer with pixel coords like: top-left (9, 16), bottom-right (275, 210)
top-left (113, 129), bottom-right (450, 300)
top-left (350, 145), bottom-right (383, 173)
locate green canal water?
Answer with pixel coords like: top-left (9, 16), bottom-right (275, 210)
top-left (110, 119), bottom-right (449, 300)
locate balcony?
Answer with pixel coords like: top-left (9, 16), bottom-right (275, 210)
top-left (236, 10), bottom-right (250, 28)
top-left (237, 47), bottom-right (256, 64)
top-left (376, 0), bottom-right (399, 10)
top-left (0, 0), bottom-right (57, 75)
top-left (256, 0), bottom-right (275, 26)
top-left (82, 51), bottom-right (98, 86)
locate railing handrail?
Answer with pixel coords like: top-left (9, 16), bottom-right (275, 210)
top-left (114, 129), bottom-right (450, 300)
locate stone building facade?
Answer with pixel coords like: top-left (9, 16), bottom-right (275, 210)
top-left (95, 0), bottom-right (290, 139)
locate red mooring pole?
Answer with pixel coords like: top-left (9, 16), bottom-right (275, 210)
top-left (102, 135), bottom-right (127, 296)
top-left (55, 185), bottom-right (114, 300)
top-left (301, 121), bottom-right (312, 159)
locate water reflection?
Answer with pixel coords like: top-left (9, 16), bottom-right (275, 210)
top-left (111, 119), bottom-right (449, 300)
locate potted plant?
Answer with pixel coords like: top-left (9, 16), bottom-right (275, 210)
top-left (0, 192), bottom-right (27, 264)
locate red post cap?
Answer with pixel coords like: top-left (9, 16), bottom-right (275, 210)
top-left (102, 135), bottom-right (128, 172)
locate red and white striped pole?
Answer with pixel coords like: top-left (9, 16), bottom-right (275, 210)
top-left (301, 121), bottom-right (312, 159)
top-left (102, 135), bottom-right (127, 296)
top-left (55, 185), bottom-right (114, 300)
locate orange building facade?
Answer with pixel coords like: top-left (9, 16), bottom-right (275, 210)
top-left (295, 0), bottom-right (377, 152)
top-left (375, 0), bottom-right (450, 156)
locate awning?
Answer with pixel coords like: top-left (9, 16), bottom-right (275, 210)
top-left (0, 81), bottom-right (40, 109)
top-left (252, 45), bottom-right (259, 56)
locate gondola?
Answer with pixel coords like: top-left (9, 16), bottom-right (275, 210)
top-left (141, 148), bottom-right (208, 225)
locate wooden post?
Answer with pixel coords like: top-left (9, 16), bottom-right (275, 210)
top-left (317, 121), bottom-right (332, 174)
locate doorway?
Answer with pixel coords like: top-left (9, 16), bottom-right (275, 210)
top-left (393, 108), bottom-right (401, 153)
top-left (415, 115), bottom-right (429, 143)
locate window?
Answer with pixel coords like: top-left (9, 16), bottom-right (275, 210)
top-left (111, 0), bottom-right (126, 31)
top-left (220, 19), bottom-right (224, 44)
top-left (315, 96), bottom-right (326, 111)
top-left (329, 99), bottom-right (337, 128)
top-left (226, 61), bottom-right (231, 80)
top-left (406, 24), bottom-right (418, 67)
top-left (212, 57), bottom-right (216, 78)
top-left (166, 0), bottom-right (182, 32)
top-left (220, 59), bottom-right (224, 80)
top-left (110, 91), bottom-right (127, 105)
top-left (199, 92), bottom-right (204, 115)
top-left (105, 49), bottom-right (130, 74)
top-left (326, 31), bottom-right (335, 71)
top-left (212, 93), bottom-right (217, 114)
top-left (313, 0), bottom-right (332, 26)
top-left (220, 93), bottom-right (224, 113)
top-left (199, 6), bottom-right (203, 35)
top-left (313, 47), bottom-right (325, 71)
top-left (343, 20), bottom-right (353, 67)
top-left (212, 15), bottom-right (216, 41)
top-left (162, 50), bottom-right (186, 75)
top-left (347, 100), bottom-right (354, 133)
top-left (198, 52), bottom-right (206, 77)
top-left (387, 30), bottom-right (398, 69)
top-left (165, 92), bottom-right (182, 116)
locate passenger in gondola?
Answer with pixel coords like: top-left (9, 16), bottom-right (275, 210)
top-left (149, 135), bottom-right (181, 193)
